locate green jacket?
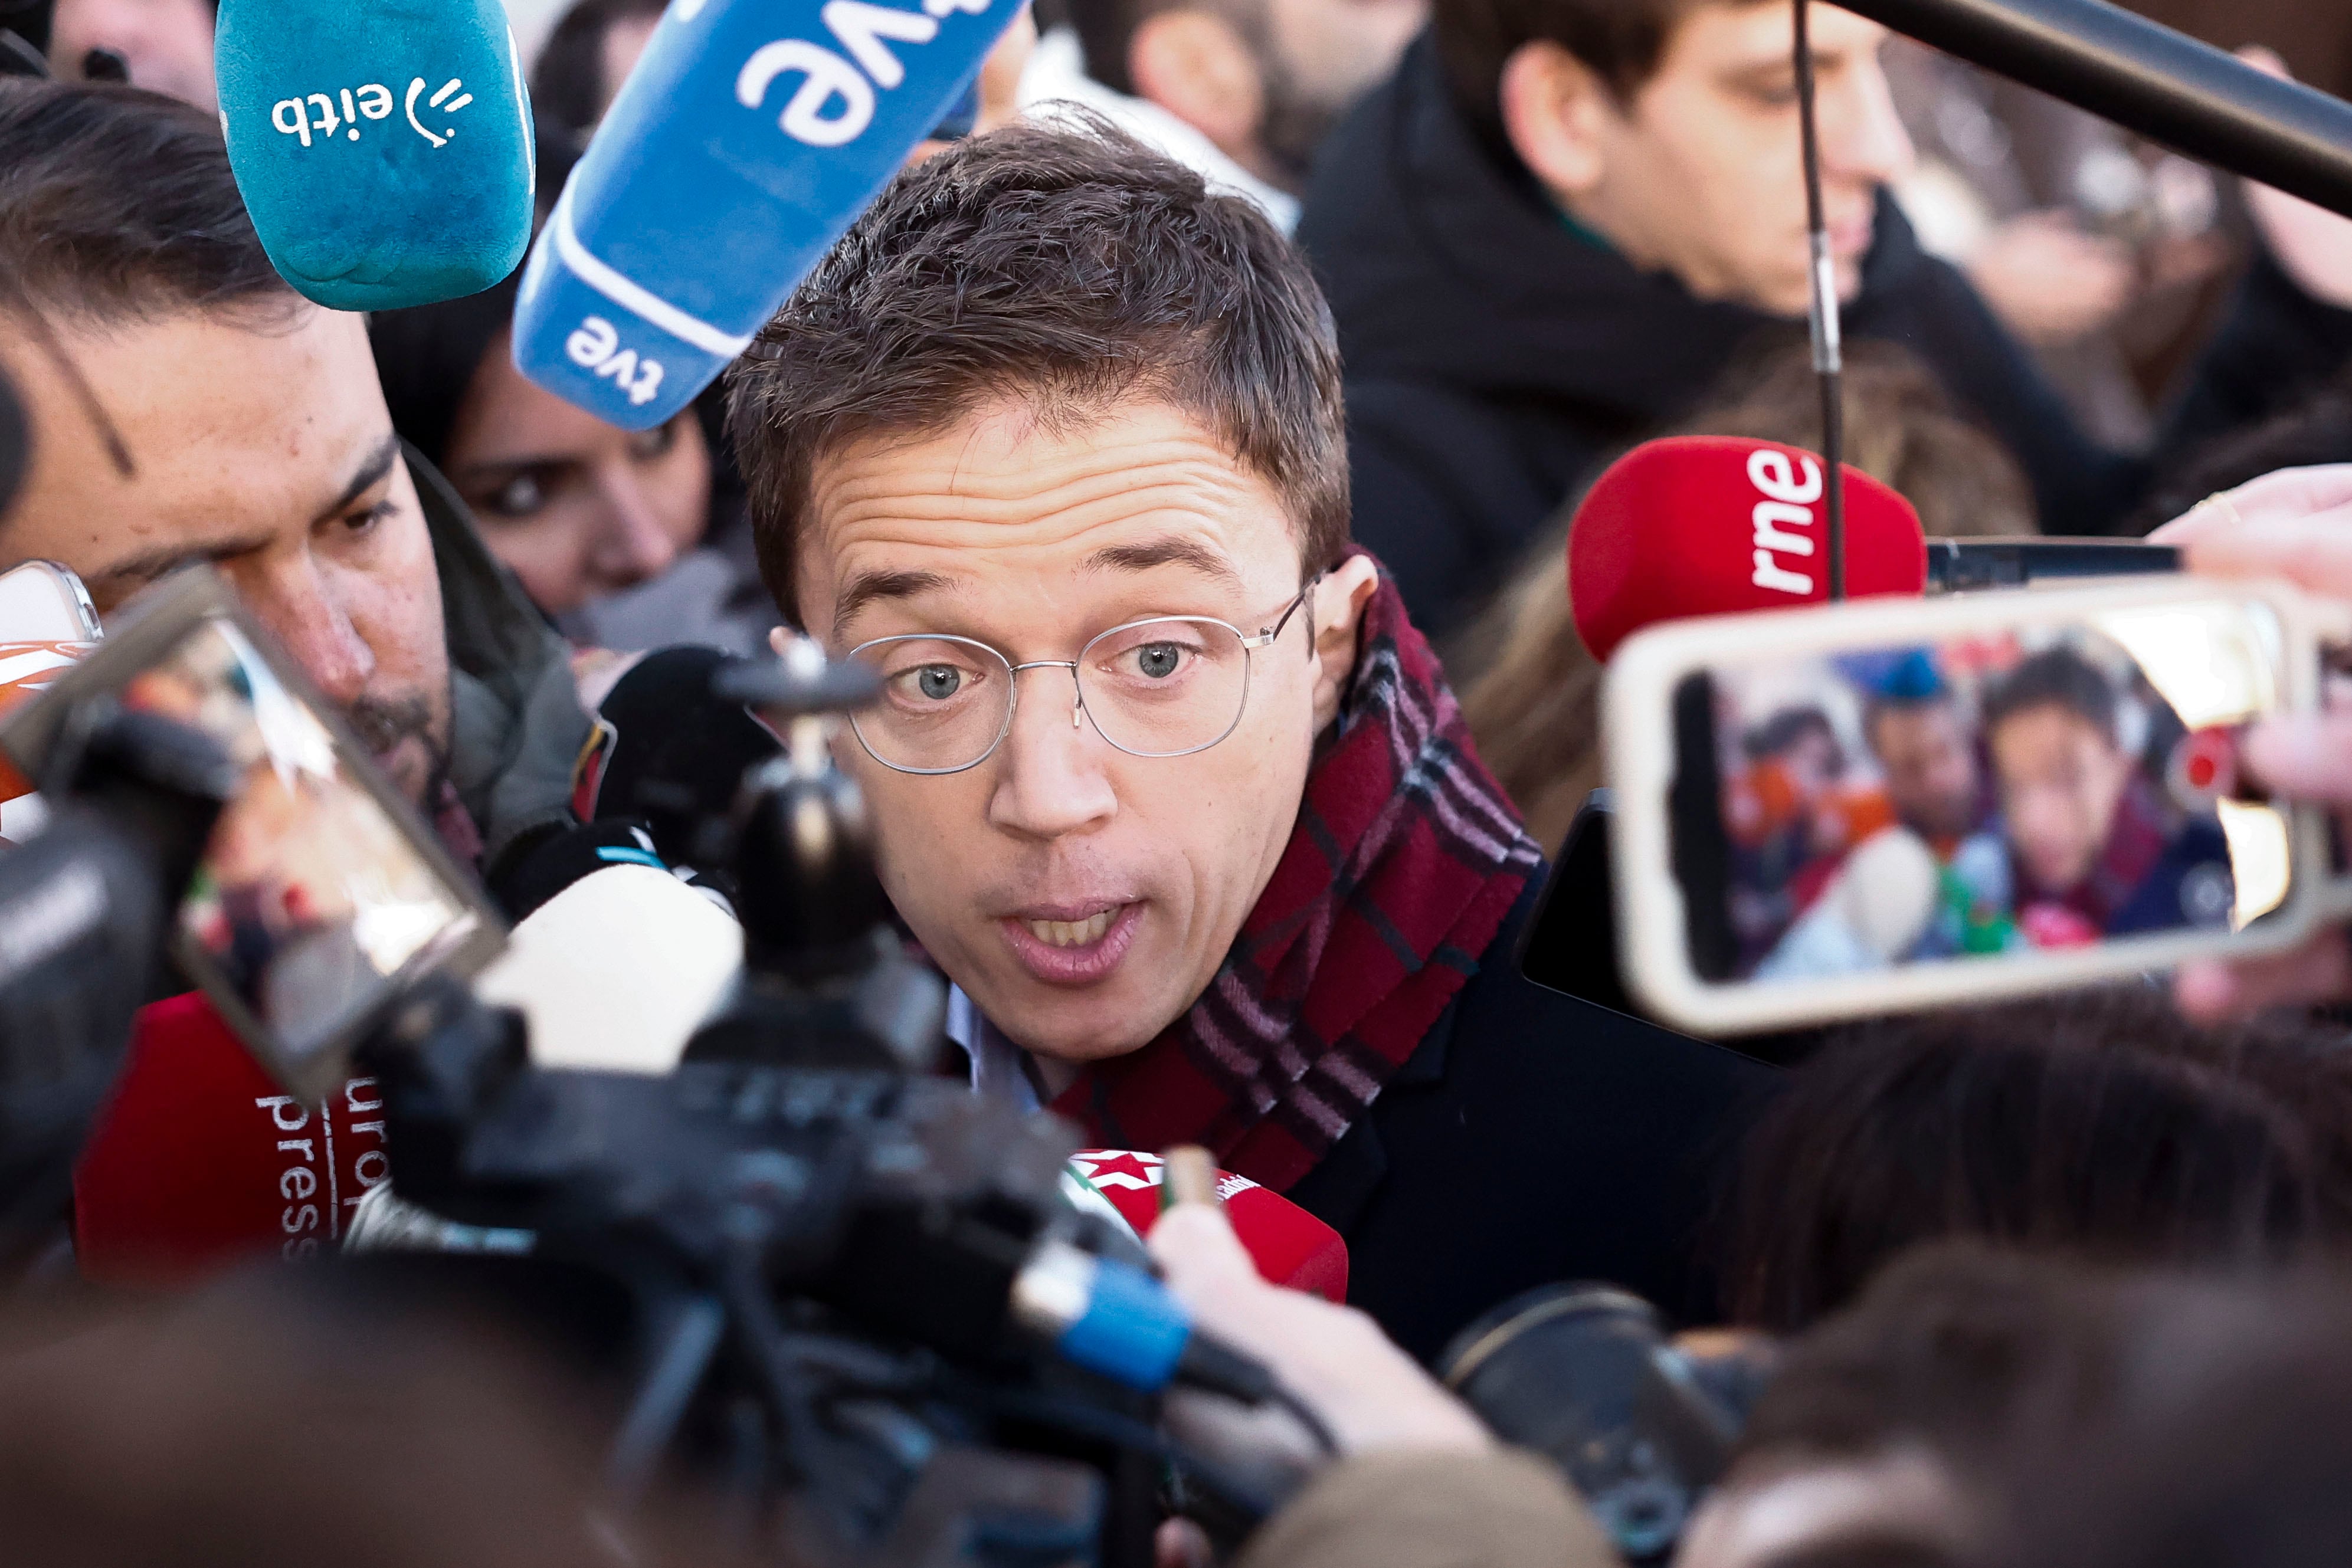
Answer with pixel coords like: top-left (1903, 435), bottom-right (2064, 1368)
top-left (408, 444), bottom-right (589, 875)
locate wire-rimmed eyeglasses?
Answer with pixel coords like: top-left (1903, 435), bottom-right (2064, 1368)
top-left (843, 576), bottom-right (1321, 776)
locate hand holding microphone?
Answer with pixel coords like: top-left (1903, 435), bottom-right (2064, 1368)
top-left (1148, 1150), bottom-right (1491, 1467)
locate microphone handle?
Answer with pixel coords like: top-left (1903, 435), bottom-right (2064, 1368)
top-left (1926, 537), bottom-right (2183, 592)
top-left (1837, 0), bottom-right (2352, 218)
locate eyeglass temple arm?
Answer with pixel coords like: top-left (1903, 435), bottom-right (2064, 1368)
top-left (1247, 572), bottom-right (1325, 651)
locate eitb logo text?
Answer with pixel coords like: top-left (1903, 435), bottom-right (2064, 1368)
top-left (268, 76), bottom-right (476, 149)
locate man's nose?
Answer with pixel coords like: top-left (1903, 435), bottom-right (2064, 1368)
top-left (986, 668), bottom-right (1119, 842)
top-left (589, 470), bottom-right (684, 591)
top-left (230, 553), bottom-right (376, 709)
top-left (1823, 51), bottom-right (1917, 188)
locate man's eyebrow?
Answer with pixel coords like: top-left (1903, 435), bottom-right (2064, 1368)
top-left (833, 567), bottom-right (956, 641)
top-left (89, 532), bottom-right (279, 595)
top-left (315, 431), bottom-right (402, 524)
top-left (1079, 537), bottom-right (1243, 588)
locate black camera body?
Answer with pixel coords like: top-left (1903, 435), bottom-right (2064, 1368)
top-left (352, 651), bottom-right (1181, 1567)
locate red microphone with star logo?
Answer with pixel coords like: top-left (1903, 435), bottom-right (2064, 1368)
top-left (1066, 1150), bottom-right (1348, 1302)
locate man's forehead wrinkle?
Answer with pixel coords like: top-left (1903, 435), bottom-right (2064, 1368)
top-left (817, 485), bottom-right (1270, 585)
top-left (815, 442), bottom-right (1272, 521)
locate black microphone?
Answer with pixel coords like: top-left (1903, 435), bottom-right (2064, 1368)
top-left (1925, 537), bottom-right (2183, 592)
top-left (582, 645), bottom-right (784, 884)
top-left (1837, 0), bottom-right (2352, 216)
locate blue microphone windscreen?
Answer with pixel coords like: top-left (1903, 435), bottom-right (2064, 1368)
top-left (511, 0), bottom-right (1021, 431)
top-left (215, 0), bottom-right (535, 312)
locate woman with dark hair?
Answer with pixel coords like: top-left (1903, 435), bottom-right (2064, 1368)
top-left (1718, 988), bottom-right (2352, 1333)
top-left (368, 268), bottom-right (779, 655)
top-left (529, 0), bottom-right (666, 147)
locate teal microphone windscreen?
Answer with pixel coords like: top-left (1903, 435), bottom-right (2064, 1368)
top-left (214, 0), bottom-right (535, 311)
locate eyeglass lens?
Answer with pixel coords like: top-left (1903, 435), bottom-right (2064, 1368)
top-left (849, 618), bottom-right (1253, 772)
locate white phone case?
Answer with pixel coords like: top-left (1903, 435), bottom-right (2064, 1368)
top-left (1603, 578), bottom-right (2352, 1036)
top-left (0, 560), bottom-right (101, 644)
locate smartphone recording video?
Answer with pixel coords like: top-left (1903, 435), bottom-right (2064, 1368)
top-left (1, 570), bottom-right (503, 1099)
top-left (1606, 582), bottom-right (2350, 1035)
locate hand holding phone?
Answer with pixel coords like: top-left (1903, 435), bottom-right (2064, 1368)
top-left (2145, 465), bottom-right (2352, 1016)
top-left (1604, 575), bottom-right (2352, 1036)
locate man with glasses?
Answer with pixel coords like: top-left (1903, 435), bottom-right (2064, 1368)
top-left (728, 121), bottom-right (1773, 1360)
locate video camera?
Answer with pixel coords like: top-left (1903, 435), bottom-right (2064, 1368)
top-left (0, 566), bottom-right (1304, 1568)
top-left (0, 704), bottom-right (233, 1257)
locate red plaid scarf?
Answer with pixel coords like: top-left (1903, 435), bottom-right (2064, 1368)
top-left (1048, 560), bottom-right (1544, 1192)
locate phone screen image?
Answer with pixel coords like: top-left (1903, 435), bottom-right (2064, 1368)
top-left (1672, 602), bottom-right (2292, 986)
top-left (120, 616), bottom-right (489, 1086)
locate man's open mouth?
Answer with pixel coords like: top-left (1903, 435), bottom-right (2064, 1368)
top-left (1025, 910), bottom-right (1117, 949)
top-left (997, 902), bottom-right (1144, 986)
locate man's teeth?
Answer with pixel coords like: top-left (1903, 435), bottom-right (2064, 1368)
top-left (1026, 908), bottom-right (1116, 948)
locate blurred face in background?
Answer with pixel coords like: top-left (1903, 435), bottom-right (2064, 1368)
top-left (908, 6), bottom-right (1037, 163)
top-left (1125, 0), bottom-right (1423, 191)
top-left (48, 0), bottom-right (219, 111)
top-left (1502, 1), bottom-right (1914, 313)
top-left (1776, 726), bottom-right (1842, 806)
top-left (594, 11), bottom-right (660, 116)
top-left (441, 330), bottom-right (712, 617)
top-left (1989, 702), bottom-right (2132, 897)
top-left (1257, 0), bottom-right (1427, 178)
top-left (1871, 698), bottom-right (1980, 842)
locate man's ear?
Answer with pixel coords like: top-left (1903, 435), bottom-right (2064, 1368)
top-left (1309, 555), bottom-right (1381, 734)
top-left (1128, 9), bottom-right (1266, 168)
top-left (1497, 39), bottom-right (1613, 202)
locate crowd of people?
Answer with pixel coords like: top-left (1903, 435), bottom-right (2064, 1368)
top-left (11, 0), bottom-right (2352, 1563)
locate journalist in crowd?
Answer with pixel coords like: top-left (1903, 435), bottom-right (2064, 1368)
top-left (0, 78), bottom-right (672, 1278)
top-left (725, 119), bottom-right (1774, 1360)
top-left (0, 81), bottom-right (597, 904)
top-left (1298, 0), bottom-right (2352, 635)
top-left (1016, 0), bottom-right (1426, 234)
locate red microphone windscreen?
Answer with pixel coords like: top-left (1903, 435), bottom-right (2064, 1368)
top-left (76, 993), bottom-right (389, 1285)
top-left (1068, 1150), bottom-right (1349, 1302)
top-left (1567, 436), bottom-right (1927, 662)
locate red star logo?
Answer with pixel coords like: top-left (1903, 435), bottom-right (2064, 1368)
top-left (1074, 1150), bottom-right (1163, 1192)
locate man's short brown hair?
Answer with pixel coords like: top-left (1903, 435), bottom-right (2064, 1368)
top-left (726, 118), bottom-right (1349, 626)
top-left (1433, 0), bottom-right (1764, 141)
